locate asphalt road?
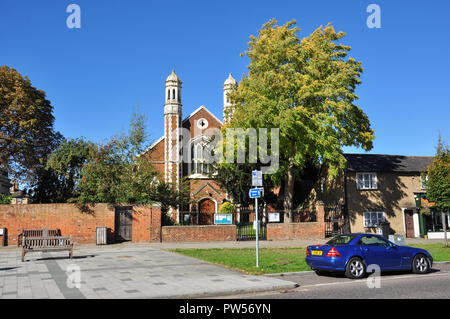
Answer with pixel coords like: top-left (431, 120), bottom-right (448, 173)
top-left (229, 262), bottom-right (450, 299)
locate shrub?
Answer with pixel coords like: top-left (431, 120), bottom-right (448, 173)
top-left (218, 202), bottom-right (235, 214)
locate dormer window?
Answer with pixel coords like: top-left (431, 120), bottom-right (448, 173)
top-left (356, 173), bottom-right (378, 190)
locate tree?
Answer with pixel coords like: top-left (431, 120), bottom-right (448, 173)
top-left (76, 110), bottom-right (157, 205)
top-left (227, 20), bottom-right (374, 222)
top-left (146, 179), bottom-right (192, 225)
top-left (0, 66), bottom-right (62, 183)
top-left (424, 137), bottom-right (450, 247)
top-left (31, 138), bottom-right (95, 203)
top-left (0, 193), bottom-right (11, 204)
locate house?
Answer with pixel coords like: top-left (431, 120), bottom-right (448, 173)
top-left (9, 181), bottom-right (30, 205)
top-left (0, 169), bottom-right (11, 196)
top-left (312, 153), bottom-right (442, 238)
top-left (143, 71), bottom-right (237, 223)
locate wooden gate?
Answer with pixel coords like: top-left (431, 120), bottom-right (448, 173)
top-left (115, 206), bottom-right (132, 241)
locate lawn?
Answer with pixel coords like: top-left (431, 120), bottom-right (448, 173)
top-left (170, 247), bottom-right (310, 275)
top-left (407, 243), bottom-right (450, 262)
top-left (169, 243), bottom-right (450, 275)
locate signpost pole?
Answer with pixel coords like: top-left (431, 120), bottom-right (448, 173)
top-left (251, 170), bottom-right (263, 269)
top-left (255, 196), bottom-right (259, 268)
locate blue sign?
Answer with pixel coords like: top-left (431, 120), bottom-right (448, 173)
top-left (249, 188), bottom-right (262, 198)
top-left (214, 214), bottom-right (233, 225)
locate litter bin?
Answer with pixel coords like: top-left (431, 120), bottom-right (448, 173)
top-left (96, 226), bottom-right (107, 245)
top-left (0, 228), bottom-right (6, 246)
top-left (376, 221), bottom-right (390, 239)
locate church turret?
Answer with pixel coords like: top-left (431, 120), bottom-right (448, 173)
top-left (164, 70), bottom-right (182, 188)
top-left (223, 73), bottom-right (237, 123)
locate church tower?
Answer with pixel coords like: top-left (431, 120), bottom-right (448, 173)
top-left (164, 70), bottom-right (182, 189)
top-left (223, 73), bottom-right (237, 123)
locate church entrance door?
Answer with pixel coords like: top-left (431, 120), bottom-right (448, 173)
top-left (199, 199), bottom-right (215, 225)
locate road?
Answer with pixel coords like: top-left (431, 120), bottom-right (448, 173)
top-left (226, 262), bottom-right (450, 299)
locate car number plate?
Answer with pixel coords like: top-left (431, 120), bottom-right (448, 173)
top-left (311, 250), bottom-right (322, 256)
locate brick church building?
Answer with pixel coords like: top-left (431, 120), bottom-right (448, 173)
top-left (144, 70), bottom-right (238, 223)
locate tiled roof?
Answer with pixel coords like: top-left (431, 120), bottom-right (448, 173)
top-left (344, 154), bottom-right (434, 173)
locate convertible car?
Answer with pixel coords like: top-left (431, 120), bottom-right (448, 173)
top-left (305, 233), bottom-right (433, 279)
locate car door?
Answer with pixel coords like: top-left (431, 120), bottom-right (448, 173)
top-left (358, 235), bottom-right (401, 268)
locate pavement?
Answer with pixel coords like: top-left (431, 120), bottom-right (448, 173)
top-left (0, 237), bottom-right (446, 299)
top-left (0, 245), bottom-right (298, 299)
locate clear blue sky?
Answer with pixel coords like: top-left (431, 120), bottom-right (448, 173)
top-left (1, 0), bottom-right (449, 156)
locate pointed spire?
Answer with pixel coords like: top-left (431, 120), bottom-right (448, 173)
top-left (166, 69), bottom-right (181, 83)
top-left (224, 73), bottom-right (237, 86)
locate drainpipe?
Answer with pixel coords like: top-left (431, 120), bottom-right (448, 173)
top-left (343, 169), bottom-right (350, 233)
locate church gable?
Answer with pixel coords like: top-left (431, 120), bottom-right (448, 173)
top-left (182, 105), bottom-right (223, 139)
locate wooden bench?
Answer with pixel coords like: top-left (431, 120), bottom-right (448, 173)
top-left (18, 228), bottom-right (61, 247)
top-left (21, 236), bottom-right (73, 262)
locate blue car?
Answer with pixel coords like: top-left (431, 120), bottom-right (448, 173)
top-left (305, 233), bottom-right (433, 279)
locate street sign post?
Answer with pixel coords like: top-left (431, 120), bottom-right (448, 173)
top-left (252, 170), bottom-right (263, 187)
top-left (250, 170), bottom-right (263, 268)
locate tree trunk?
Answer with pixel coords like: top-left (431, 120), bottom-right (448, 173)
top-left (283, 159), bottom-right (295, 223)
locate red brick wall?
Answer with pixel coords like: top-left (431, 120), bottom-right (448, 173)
top-left (162, 225), bottom-right (236, 242)
top-left (267, 203), bottom-right (325, 240)
top-left (0, 203), bottom-right (161, 245)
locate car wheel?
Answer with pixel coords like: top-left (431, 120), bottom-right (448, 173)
top-left (412, 254), bottom-right (430, 274)
top-left (345, 257), bottom-right (366, 279)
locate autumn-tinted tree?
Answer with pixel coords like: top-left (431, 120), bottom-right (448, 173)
top-left (423, 137), bottom-right (450, 247)
top-left (227, 20), bottom-right (375, 222)
top-left (0, 66), bottom-right (62, 183)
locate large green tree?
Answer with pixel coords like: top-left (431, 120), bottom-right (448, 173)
top-left (77, 111), bottom-right (156, 205)
top-left (424, 137), bottom-right (450, 247)
top-left (227, 20), bottom-right (375, 222)
top-left (0, 66), bottom-right (62, 182)
top-left (31, 138), bottom-right (95, 203)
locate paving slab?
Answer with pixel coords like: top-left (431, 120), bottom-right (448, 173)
top-left (0, 246), bottom-right (297, 299)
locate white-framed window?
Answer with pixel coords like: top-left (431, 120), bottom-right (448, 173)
top-left (356, 173), bottom-right (378, 190)
top-left (420, 174), bottom-right (428, 190)
top-left (363, 212), bottom-right (385, 228)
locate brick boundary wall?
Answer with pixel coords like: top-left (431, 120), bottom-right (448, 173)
top-left (0, 203), bottom-right (162, 245)
top-left (267, 203), bottom-right (325, 240)
top-left (162, 225), bottom-right (237, 242)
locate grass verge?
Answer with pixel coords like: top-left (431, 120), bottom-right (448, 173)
top-left (169, 243), bottom-right (450, 275)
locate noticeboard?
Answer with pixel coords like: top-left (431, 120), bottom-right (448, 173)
top-left (214, 214), bottom-right (233, 225)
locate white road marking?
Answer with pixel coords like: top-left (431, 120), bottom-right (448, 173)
top-left (299, 271), bottom-right (450, 289)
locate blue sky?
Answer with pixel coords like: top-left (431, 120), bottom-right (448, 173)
top-left (1, 0), bottom-right (449, 156)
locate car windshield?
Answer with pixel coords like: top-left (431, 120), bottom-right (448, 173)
top-left (326, 235), bottom-right (358, 246)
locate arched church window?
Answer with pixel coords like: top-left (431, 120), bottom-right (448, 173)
top-left (190, 140), bottom-right (214, 175)
top-left (172, 89), bottom-right (176, 100)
